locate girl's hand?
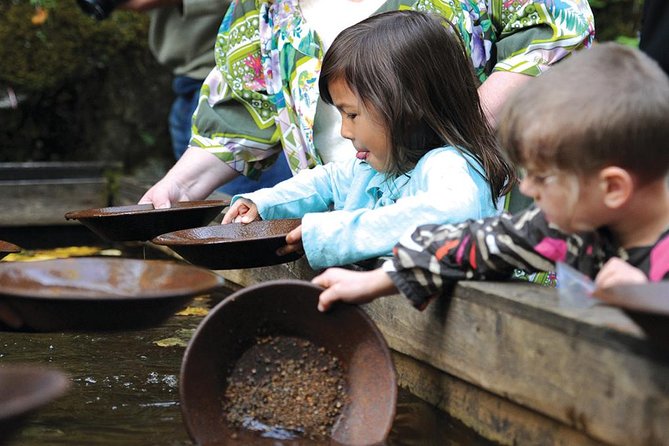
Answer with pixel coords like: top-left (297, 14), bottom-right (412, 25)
top-left (139, 177), bottom-right (191, 209)
top-left (222, 198), bottom-right (259, 224)
top-left (595, 257), bottom-right (648, 289)
top-left (312, 268), bottom-right (398, 312)
top-left (276, 225), bottom-right (303, 256)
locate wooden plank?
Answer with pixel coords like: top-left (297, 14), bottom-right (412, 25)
top-left (364, 283), bottom-right (669, 446)
top-left (216, 257), bottom-right (317, 287)
top-left (392, 351), bottom-right (604, 446)
top-left (0, 161), bottom-right (121, 181)
top-left (0, 179), bottom-right (108, 226)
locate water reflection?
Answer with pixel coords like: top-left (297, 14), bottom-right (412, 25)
top-left (1, 290), bottom-right (492, 446)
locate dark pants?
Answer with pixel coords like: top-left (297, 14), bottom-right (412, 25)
top-left (640, 0), bottom-right (669, 76)
top-left (169, 76), bottom-right (292, 196)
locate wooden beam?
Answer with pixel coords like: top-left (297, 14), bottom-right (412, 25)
top-left (392, 351), bottom-right (603, 445)
top-left (364, 282), bottom-right (669, 446)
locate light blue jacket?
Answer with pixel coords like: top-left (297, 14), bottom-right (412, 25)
top-left (234, 146), bottom-right (499, 269)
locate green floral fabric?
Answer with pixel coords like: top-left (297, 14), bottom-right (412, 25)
top-left (191, 0), bottom-right (594, 178)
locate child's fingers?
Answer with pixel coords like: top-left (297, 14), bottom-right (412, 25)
top-left (318, 287), bottom-right (340, 312)
top-left (595, 258), bottom-right (647, 288)
top-left (240, 209), bottom-right (257, 223)
top-left (285, 225), bottom-right (303, 244)
top-left (221, 203), bottom-right (242, 224)
top-left (313, 269), bottom-right (343, 312)
top-left (276, 241), bottom-right (303, 257)
top-left (311, 271), bottom-right (330, 288)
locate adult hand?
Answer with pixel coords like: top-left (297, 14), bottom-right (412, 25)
top-left (595, 257), bottom-right (648, 289)
top-left (138, 147), bottom-right (239, 208)
top-left (312, 267), bottom-right (398, 312)
top-left (222, 198), bottom-right (259, 224)
top-left (139, 177), bottom-right (191, 209)
top-left (276, 225), bottom-right (303, 257)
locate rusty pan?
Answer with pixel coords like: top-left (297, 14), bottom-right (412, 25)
top-left (593, 282), bottom-right (669, 345)
top-left (180, 280), bottom-right (397, 446)
top-left (0, 364), bottom-right (70, 443)
top-left (152, 219), bottom-right (303, 270)
top-left (64, 200), bottom-right (229, 242)
top-left (0, 257), bottom-right (224, 332)
top-left (0, 240), bottom-right (21, 261)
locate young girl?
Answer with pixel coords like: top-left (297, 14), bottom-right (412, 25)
top-left (222, 10), bottom-right (515, 270)
top-left (313, 43), bottom-right (669, 311)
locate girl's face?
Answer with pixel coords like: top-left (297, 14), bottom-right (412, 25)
top-left (519, 165), bottom-right (605, 233)
top-left (328, 78), bottom-right (391, 172)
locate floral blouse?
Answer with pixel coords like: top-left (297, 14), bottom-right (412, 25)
top-left (385, 206), bottom-right (669, 310)
top-left (191, 0), bottom-right (595, 178)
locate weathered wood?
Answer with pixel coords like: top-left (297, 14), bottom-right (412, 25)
top-left (365, 283), bottom-right (669, 446)
top-left (217, 257), bottom-right (317, 286)
top-left (0, 162), bottom-right (121, 226)
top-left (0, 180), bottom-right (109, 226)
top-left (392, 351), bottom-right (604, 446)
top-left (218, 264), bottom-right (669, 446)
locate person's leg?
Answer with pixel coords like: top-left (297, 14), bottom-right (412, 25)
top-left (169, 76), bottom-right (202, 160)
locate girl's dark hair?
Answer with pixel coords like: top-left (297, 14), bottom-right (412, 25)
top-left (319, 10), bottom-right (515, 201)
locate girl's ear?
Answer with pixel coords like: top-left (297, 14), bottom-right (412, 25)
top-left (599, 166), bottom-right (633, 209)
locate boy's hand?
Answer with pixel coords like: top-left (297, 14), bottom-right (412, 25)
top-left (276, 225), bottom-right (304, 256)
top-left (312, 268), bottom-right (398, 312)
top-left (595, 257), bottom-right (648, 288)
top-left (222, 198), bottom-right (259, 224)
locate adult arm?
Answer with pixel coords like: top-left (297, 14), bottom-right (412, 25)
top-left (478, 71), bottom-right (531, 126)
top-left (480, 0), bottom-right (595, 124)
top-left (188, 0), bottom-right (290, 178)
top-left (139, 147), bottom-right (239, 208)
top-left (138, 0), bottom-right (283, 206)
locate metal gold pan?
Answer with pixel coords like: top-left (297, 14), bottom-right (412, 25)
top-left (64, 200), bottom-right (229, 242)
top-left (180, 280), bottom-right (397, 446)
top-left (152, 219), bottom-right (303, 270)
top-left (0, 257), bottom-right (225, 331)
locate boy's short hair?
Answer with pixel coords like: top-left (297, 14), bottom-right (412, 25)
top-left (499, 42), bottom-right (669, 182)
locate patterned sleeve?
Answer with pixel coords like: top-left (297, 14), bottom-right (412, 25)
top-left (492, 0), bottom-right (595, 76)
top-left (386, 206), bottom-right (574, 309)
top-left (190, 0), bottom-right (282, 179)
